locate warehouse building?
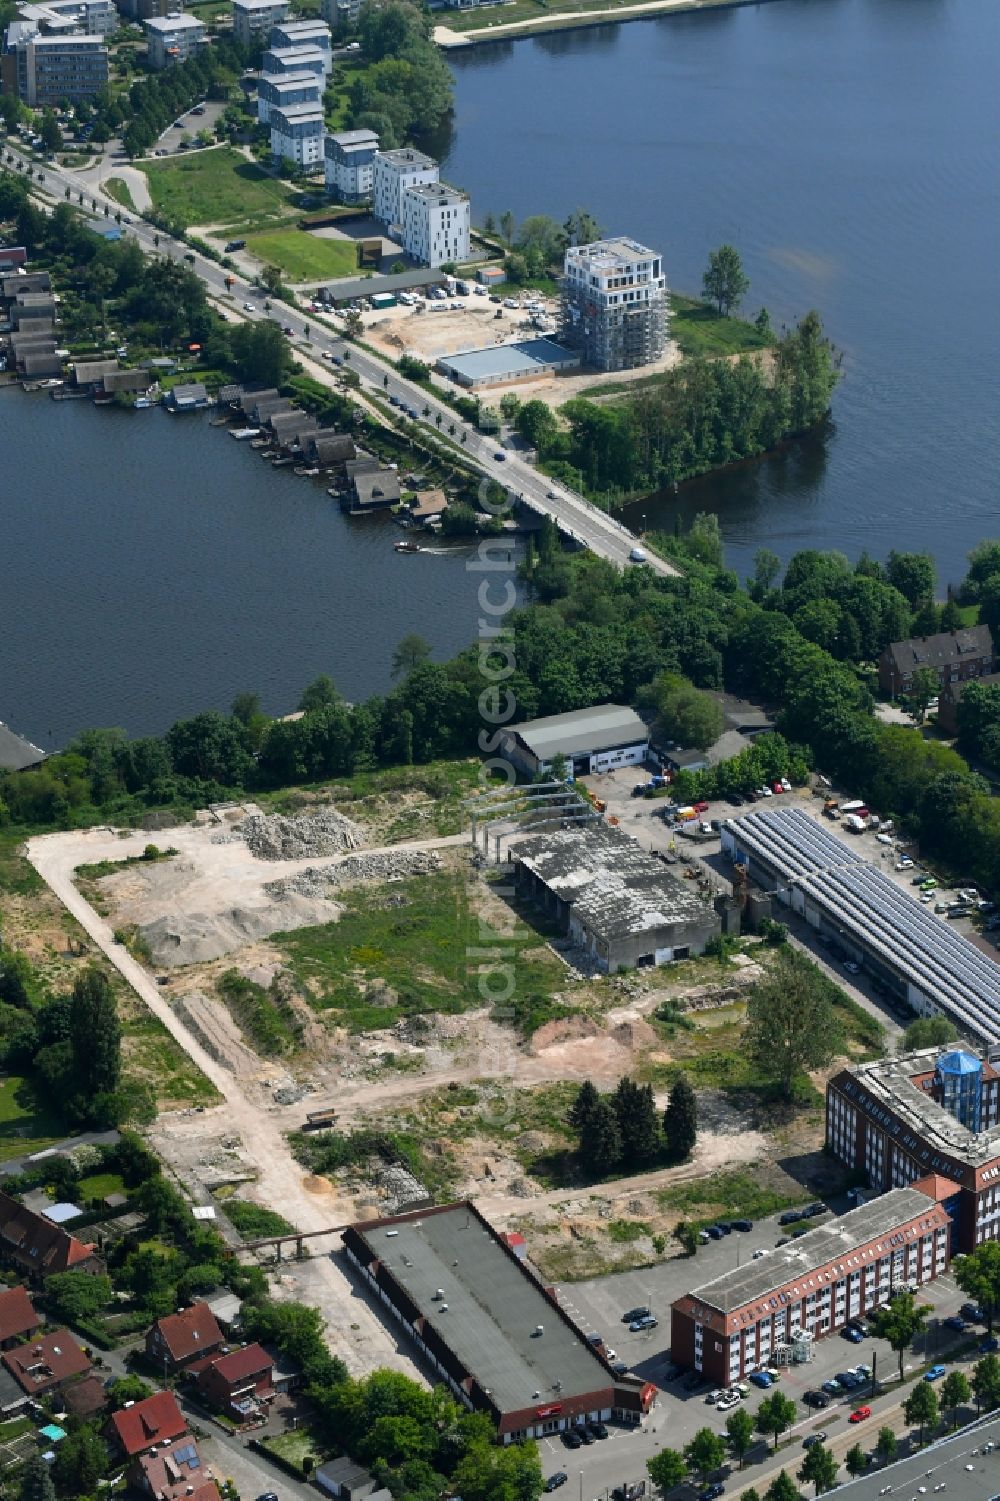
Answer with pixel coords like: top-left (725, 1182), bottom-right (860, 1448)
top-left (671, 1183), bottom-right (952, 1384)
top-left (501, 703), bottom-right (649, 779)
top-left (721, 806), bottom-right (1000, 1042)
top-left (511, 825), bottom-right (720, 972)
top-left (827, 1047), bottom-right (1000, 1253)
top-left (436, 338), bottom-right (581, 391)
top-left (343, 1201), bottom-right (655, 1442)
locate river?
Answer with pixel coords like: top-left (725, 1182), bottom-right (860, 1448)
top-left (0, 394), bottom-right (507, 748)
top-left (443, 0), bottom-right (1000, 585)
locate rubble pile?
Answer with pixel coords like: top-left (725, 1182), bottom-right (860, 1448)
top-left (242, 808), bottom-right (364, 861)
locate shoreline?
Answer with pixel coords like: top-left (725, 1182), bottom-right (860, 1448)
top-left (435, 0), bottom-right (783, 49)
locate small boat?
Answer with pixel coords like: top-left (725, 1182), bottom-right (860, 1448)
top-left (230, 427), bottom-right (260, 441)
top-left (394, 540), bottom-right (421, 554)
top-left (134, 396), bottom-right (154, 409)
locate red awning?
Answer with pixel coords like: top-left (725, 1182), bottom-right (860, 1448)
top-left (536, 1404), bottom-right (563, 1419)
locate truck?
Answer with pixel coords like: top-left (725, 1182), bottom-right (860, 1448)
top-left (839, 799), bottom-right (866, 814)
top-left (843, 814), bottom-right (867, 834)
top-left (302, 1107), bottom-right (338, 1131)
top-left (455, 279), bottom-right (470, 295)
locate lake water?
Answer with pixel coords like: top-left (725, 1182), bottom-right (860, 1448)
top-left (0, 394), bottom-right (505, 747)
top-left (443, 0), bottom-right (1000, 586)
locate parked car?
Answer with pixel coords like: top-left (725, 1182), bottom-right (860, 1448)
top-left (849, 1407), bottom-right (872, 1423)
top-left (707, 1389), bottom-right (727, 1405)
top-left (611, 1361), bottom-right (628, 1375)
top-left (961, 1302), bottom-right (985, 1322)
top-left (589, 1423), bottom-right (609, 1440)
top-left (849, 1320), bottom-right (870, 1337)
top-left (779, 1210), bottom-right (802, 1226)
top-left (925, 1365), bottom-right (947, 1382)
top-left (494, 451), bottom-right (506, 461)
top-left (752, 1248), bottom-right (770, 1260)
top-left (577, 1428), bottom-right (595, 1444)
top-left (622, 1306), bottom-right (651, 1323)
top-left (717, 1393), bottom-right (741, 1411)
top-left (803, 1390), bottom-right (830, 1408)
top-left (808, 1203), bottom-right (827, 1217)
top-left (841, 1326), bottom-right (864, 1343)
top-left (545, 1473), bottom-right (569, 1491)
top-left (822, 1380), bottom-right (843, 1395)
top-left (836, 1372), bottom-right (863, 1389)
top-left (630, 1315), bottom-right (658, 1331)
top-left (706, 1225), bottom-right (724, 1240)
top-left (943, 1316), bottom-right (969, 1332)
top-left (979, 1337), bottom-right (999, 1354)
top-left (749, 1372), bottom-right (772, 1389)
top-left (561, 1431), bottom-right (582, 1449)
top-left (731, 1218), bottom-right (754, 1232)
top-left (699, 1487), bottom-right (725, 1501)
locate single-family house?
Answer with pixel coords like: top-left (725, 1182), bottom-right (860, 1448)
top-left (145, 1301), bottom-right (224, 1374)
top-left (108, 1389), bottom-right (187, 1457)
top-left (0, 1190), bottom-right (103, 1281)
top-left (129, 1432), bottom-right (220, 1501)
top-left (2, 1328), bottom-right (91, 1396)
top-left (0, 1286), bottom-right (39, 1350)
top-left (195, 1342), bottom-right (273, 1418)
top-left (62, 1372), bottom-right (109, 1421)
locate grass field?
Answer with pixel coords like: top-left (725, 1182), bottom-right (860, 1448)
top-left (278, 869), bottom-right (566, 1032)
top-left (443, 0), bottom-right (666, 32)
top-left (0, 1074), bottom-right (64, 1163)
top-left (122, 1011), bottom-right (221, 1109)
top-left (223, 1199), bottom-right (296, 1238)
top-left (669, 294), bottom-right (773, 358)
top-left (656, 1168), bottom-right (802, 1226)
top-left (141, 147), bottom-right (297, 228)
top-left (245, 229), bottom-right (359, 283)
top-left (104, 177), bottom-right (138, 213)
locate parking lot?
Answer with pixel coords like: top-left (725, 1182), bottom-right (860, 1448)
top-left (542, 1203), bottom-right (984, 1496)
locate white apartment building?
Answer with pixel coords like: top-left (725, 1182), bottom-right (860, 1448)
top-left (10, 29), bottom-right (107, 103)
top-left (232, 0), bottom-right (288, 48)
top-left (561, 236), bottom-right (668, 372)
top-left (144, 13), bottom-right (205, 68)
top-left (256, 69), bottom-right (320, 125)
top-left (269, 16), bottom-right (331, 71)
top-left (261, 42), bottom-right (325, 80)
top-left (324, 127), bottom-right (379, 204)
top-left (400, 181), bottom-right (470, 268)
top-left (270, 100), bottom-right (324, 168)
top-left (16, 0), bottom-right (116, 36)
top-left (372, 146), bottom-right (438, 230)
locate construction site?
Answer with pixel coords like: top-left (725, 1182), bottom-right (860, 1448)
top-left (12, 768), bottom-right (885, 1372)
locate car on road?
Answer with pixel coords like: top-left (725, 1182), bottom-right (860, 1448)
top-left (630, 1315), bottom-right (658, 1331)
top-left (749, 1372), bottom-right (772, 1389)
top-left (545, 1473), bottom-right (568, 1492)
top-left (629, 546), bottom-right (648, 563)
top-left (622, 1306), bottom-right (650, 1323)
top-left (243, 302), bottom-right (256, 312)
top-left (255, 1494), bottom-right (279, 1501)
top-left (547, 489), bottom-right (558, 499)
top-left (844, 959), bottom-right (860, 973)
top-left (494, 451), bottom-right (506, 461)
top-left (925, 1364), bottom-right (947, 1381)
top-left (699, 1486), bottom-right (725, 1501)
top-left (842, 1326), bottom-right (864, 1343)
top-left (803, 1432), bottom-right (828, 1448)
top-left (849, 1406), bottom-right (872, 1423)
top-left (803, 1390), bottom-right (830, 1408)
top-left (561, 1431), bottom-right (582, 1449)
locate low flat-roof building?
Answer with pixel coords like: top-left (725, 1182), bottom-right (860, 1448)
top-left (671, 1183), bottom-right (951, 1385)
top-left (722, 805), bottom-right (1000, 1042)
top-left (437, 338), bottom-right (581, 391)
top-left (501, 702), bottom-right (648, 779)
top-left (828, 1047), bottom-right (1000, 1253)
top-left (344, 1201), bottom-right (655, 1443)
top-left (511, 824), bottom-right (721, 972)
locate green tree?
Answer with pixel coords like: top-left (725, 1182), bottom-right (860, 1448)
top-left (652, 671), bottom-right (724, 750)
top-left (499, 210), bottom-right (515, 248)
top-left (870, 1294), bottom-right (931, 1383)
top-left (741, 1492), bottom-right (761, 1501)
top-left (903, 1015), bottom-right (958, 1050)
top-left (954, 1241), bottom-right (1000, 1331)
top-left (230, 319), bottom-right (292, 386)
top-left (662, 1073), bottom-right (697, 1162)
top-left (798, 1441), bottom-right (838, 1496)
top-left (69, 967), bottom-right (121, 1108)
top-left (106, 1374), bottom-right (154, 1409)
top-left (684, 1427), bottom-right (726, 1485)
top-left (752, 547), bottom-right (781, 597)
top-left (299, 674), bottom-right (340, 713)
top-left (754, 307), bottom-right (773, 338)
top-left (647, 1448), bottom-right (688, 1495)
top-left (844, 1444), bottom-right (867, 1478)
top-left (44, 1271), bottom-right (111, 1325)
top-left (51, 1427), bottom-right (106, 1494)
top-left (18, 1456), bottom-right (57, 1501)
top-left (39, 109), bottom-right (62, 153)
top-left (568, 1079), bottom-right (600, 1132)
top-left (756, 1393), bottom-right (798, 1452)
top-left (907, 665), bottom-right (941, 722)
top-left (887, 550), bottom-right (935, 607)
top-left (391, 633), bottom-right (432, 679)
top-left (875, 1426), bottom-right (897, 1466)
top-left (744, 949), bottom-right (843, 1100)
top-left (612, 1077), bottom-right (660, 1165)
top-left (764, 1472), bottom-right (801, 1501)
top-left (725, 1407), bottom-right (755, 1469)
top-left (939, 1369), bottom-right (970, 1428)
top-left (515, 399), bottom-right (560, 452)
top-left (0, 949), bottom-right (37, 1009)
top-left (703, 244), bottom-right (750, 316)
top-left (451, 1435), bottom-right (542, 1501)
top-left (973, 1352), bottom-right (1000, 1413)
top-left (579, 1096), bottom-right (622, 1175)
top-left (903, 1380), bottom-right (938, 1445)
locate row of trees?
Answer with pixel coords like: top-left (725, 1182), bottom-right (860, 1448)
top-left (528, 313), bottom-right (839, 499)
top-left (121, 38), bottom-right (250, 161)
top-left (569, 1075), bottom-right (697, 1176)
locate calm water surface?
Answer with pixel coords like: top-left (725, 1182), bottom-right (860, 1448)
top-left (443, 0), bottom-right (1000, 581)
top-left (0, 395), bottom-right (505, 747)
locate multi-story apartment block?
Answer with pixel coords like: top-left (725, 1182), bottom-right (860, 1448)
top-left (269, 100), bottom-right (324, 168)
top-left (372, 146), bottom-right (438, 230)
top-left (15, 0), bottom-right (117, 36)
top-left (324, 128), bottom-right (378, 204)
top-left (268, 16), bottom-right (330, 70)
top-left (232, 0), bottom-right (288, 48)
top-left (261, 42), bottom-right (325, 80)
top-left (8, 29), bottom-right (107, 104)
top-left (319, 0), bottom-right (358, 31)
top-left (877, 625), bottom-right (994, 700)
top-left (561, 236), bottom-right (668, 372)
top-left (256, 69), bottom-right (320, 125)
top-left (117, 0), bottom-right (179, 22)
top-left (671, 1183), bottom-right (952, 1384)
top-left (144, 13), bottom-right (205, 67)
top-left (400, 181), bottom-right (470, 268)
top-left (827, 1047), bottom-right (1000, 1254)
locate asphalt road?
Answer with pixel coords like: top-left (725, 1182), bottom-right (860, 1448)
top-left (10, 144), bottom-right (678, 578)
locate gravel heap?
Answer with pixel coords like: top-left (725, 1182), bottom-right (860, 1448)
top-left (242, 808), bottom-right (363, 861)
top-left (263, 849), bottom-right (440, 901)
top-left (377, 1163), bottom-right (430, 1216)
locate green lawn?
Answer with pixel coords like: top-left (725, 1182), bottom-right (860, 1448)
top-left (656, 1169), bottom-right (802, 1227)
top-left (669, 293), bottom-right (773, 358)
top-left (245, 228), bottom-right (359, 282)
top-left (0, 1074), bottom-right (65, 1163)
top-left (277, 869), bottom-right (566, 1032)
top-left (77, 1170), bottom-right (127, 1199)
top-left (142, 147), bottom-right (298, 228)
top-left (104, 177), bottom-right (137, 213)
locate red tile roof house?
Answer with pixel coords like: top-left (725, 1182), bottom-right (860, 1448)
top-left (0, 1190), bottom-right (104, 1282)
top-left (195, 1343), bottom-right (273, 1420)
top-left (107, 1390), bottom-right (187, 1458)
top-left (0, 1286), bottom-right (40, 1350)
top-left (129, 1433), bottom-right (220, 1501)
top-left (145, 1302), bottom-right (224, 1374)
top-left (2, 1328), bottom-right (91, 1397)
